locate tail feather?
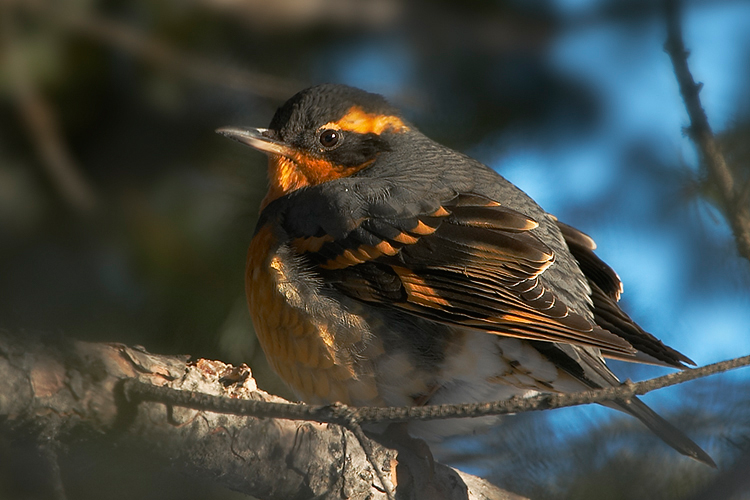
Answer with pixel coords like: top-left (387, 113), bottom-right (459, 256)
top-left (615, 397), bottom-right (716, 467)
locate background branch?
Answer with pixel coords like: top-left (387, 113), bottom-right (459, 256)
top-left (664, 0), bottom-right (750, 263)
top-left (62, 13), bottom-right (304, 100)
top-left (1, 3), bottom-right (97, 213)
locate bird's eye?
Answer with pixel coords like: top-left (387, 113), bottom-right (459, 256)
top-left (319, 129), bottom-right (341, 149)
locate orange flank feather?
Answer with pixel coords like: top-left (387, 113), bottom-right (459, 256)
top-left (246, 225), bottom-right (383, 405)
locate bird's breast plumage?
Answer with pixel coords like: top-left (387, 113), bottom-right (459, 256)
top-left (246, 222), bottom-right (382, 405)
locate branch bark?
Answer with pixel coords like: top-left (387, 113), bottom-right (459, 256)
top-left (0, 331), bottom-right (523, 500)
top-left (4, 329), bottom-right (746, 498)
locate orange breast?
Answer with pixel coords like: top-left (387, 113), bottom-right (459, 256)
top-left (245, 224), bottom-right (382, 405)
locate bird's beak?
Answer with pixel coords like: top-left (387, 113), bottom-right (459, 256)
top-left (216, 127), bottom-right (294, 157)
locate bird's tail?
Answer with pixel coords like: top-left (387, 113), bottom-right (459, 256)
top-left (613, 396), bottom-right (716, 467)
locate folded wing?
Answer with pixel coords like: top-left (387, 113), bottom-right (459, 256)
top-left (291, 191), bottom-right (638, 357)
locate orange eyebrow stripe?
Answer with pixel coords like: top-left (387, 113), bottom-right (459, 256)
top-left (323, 106), bottom-right (409, 135)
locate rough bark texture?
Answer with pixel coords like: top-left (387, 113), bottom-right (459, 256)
top-left (0, 331), bottom-right (525, 500)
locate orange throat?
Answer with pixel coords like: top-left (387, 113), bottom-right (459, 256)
top-left (260, 153), bottom-right (373, 209)
top-left (261, 155), bottom-right (308, 209)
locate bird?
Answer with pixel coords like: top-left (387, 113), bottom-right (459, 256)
top-left (217, 83), bottom-right (714, 466)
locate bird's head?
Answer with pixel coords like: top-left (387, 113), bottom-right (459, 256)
top-left (218, 84), bottom-right (410, 208)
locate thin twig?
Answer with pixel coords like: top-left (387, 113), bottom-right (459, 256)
top-left (664, 0), bottom-right (750, 262)
top-left (123, 353), bottom-right (750, 426)
top-left (348, 422), bottom-right (396, 500)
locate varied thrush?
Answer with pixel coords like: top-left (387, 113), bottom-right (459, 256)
top-left (218, 83), bottom-right (713, 466)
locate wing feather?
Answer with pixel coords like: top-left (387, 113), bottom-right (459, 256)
top-left (555, 220), bottom-right (694, 367)
top-left (289, 192), bottom-right (636, 356)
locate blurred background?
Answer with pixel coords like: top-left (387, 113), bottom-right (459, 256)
top-left (1, 0), bottom-right (749, 498)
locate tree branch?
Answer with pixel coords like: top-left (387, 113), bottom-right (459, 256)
top-left (664, 0), bottom-right (750, 263)
top-left (9, 330), bottom-right (742, 499)
top-left (0, 331), bottom-right (523, 500)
